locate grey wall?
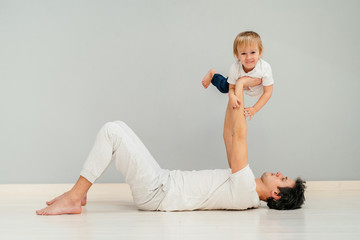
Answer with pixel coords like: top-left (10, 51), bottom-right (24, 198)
top-left (1, 0), bottom-right (359, 183)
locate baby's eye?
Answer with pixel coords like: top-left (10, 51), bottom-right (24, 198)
top-left (251, 52), bottom-right (256, 54)
top-left (241, 53), bottom-right (246, 55)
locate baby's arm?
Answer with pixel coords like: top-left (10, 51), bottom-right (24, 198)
top-left (244, 85), bottom-right (273, 120)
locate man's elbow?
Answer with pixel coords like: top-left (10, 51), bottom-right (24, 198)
top-left (232, 126), bottom-right (247, 140)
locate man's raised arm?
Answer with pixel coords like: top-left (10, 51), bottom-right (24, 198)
top-left (230, 80), bottom-right (248, 174)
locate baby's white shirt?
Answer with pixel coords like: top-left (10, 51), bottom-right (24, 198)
top-left (227, 58), bottom-right (274, 98)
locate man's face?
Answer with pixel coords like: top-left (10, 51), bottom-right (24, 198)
top-left (261, 172), bottom-right (296, 194)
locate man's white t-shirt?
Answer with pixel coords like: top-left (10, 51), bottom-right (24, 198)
top-left (227, 58), bottom-right (274, 98)
top-left (157, 165), bottom-right (260, 211)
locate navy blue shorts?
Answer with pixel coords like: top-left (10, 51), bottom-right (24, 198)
top-left (211, 73), bottom-right (229, 93)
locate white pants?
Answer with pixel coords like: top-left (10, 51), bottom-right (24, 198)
top-left (80, 121), bottom-right (170, 210)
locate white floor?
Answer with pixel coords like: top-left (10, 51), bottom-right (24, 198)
top-left (0, 182), bottom-right (359, 240)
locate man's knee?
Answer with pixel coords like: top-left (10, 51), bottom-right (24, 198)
top-left (103, 121), bottom-right (119, 130)
top-left (104, 120), bottom-right (128, 129)
top-left (102, 121), bottom-right (127, 138)
top-left (113, 120), bottom-right (127, 128)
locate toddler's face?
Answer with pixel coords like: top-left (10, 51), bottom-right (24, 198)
top-left (236, 44), bottom-right (262, 72)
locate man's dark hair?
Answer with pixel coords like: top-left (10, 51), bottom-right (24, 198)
top-left (267, 177), bottom-right (306, 210)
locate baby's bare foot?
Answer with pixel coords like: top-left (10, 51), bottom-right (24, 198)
top-left (37, 193), bottom-right (82, 215)
top-left (46, 192), bottom-right (87, 206)
top-left (202, 69), bottom-right (216, 88)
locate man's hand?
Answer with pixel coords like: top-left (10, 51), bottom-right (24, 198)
top-left (244, 107), bottom-right (257, 120)
top-left (229, 94), bottom-right (241, 109)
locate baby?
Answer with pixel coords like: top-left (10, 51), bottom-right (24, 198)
top-left (202, 31), bottom-right (274, 120)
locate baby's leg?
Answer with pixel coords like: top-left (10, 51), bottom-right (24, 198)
top-left (241, 77), bottom-right (262, 90)
top-left (201, 69), bottom-right (217, 88)
top-left (207, 74), bottom-right (261, 93)
top-left (211, 73), bottom-right (230, 93)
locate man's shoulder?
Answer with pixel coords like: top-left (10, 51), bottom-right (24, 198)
top-left (230, 165), bottom-right (254, 179)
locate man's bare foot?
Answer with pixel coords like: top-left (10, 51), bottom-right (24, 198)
top-left (202, 69), bottom-right (216, 88)
top-left (37, 192), bottom-right (82, 215)
top-left (46, 192), bottom-right (87, 206)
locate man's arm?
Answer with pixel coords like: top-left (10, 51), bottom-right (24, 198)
top-left (223, 102), bottom-right (233, 169)
top-left (229, 80), bottom-right (248, 174)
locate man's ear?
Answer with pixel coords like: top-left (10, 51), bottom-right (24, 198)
top-left (271, 190), bottom-right (281, 200)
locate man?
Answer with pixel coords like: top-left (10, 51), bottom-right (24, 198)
top-left (36, 79), bottom-right (305, 215)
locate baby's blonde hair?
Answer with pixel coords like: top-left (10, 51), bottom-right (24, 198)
top-left (233, 31), bottom-right (263, 57)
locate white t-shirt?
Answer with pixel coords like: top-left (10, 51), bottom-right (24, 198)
top-left (157, 165), bottom-right (260, 211)
top-left (227, 58), bottom-right (274, 98)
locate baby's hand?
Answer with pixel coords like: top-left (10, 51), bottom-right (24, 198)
top-left (229, 94), bottom-right (241, 109)
top-left (244, 107), bottom-right (257, 120)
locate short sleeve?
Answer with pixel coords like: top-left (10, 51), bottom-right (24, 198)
top-left (230, 164), bottom-right (251, 179)
top-left (227, 63), bottom-right (237, 85)
top-left (230, 165), bottom-right (257, 191)
top-left (228, 165), bottom-right (260, 209)
top-left (262, 65), bottom-right (274, 86)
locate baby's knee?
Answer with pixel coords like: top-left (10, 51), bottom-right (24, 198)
top-left (254, 78), bottom-right (262, 85)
